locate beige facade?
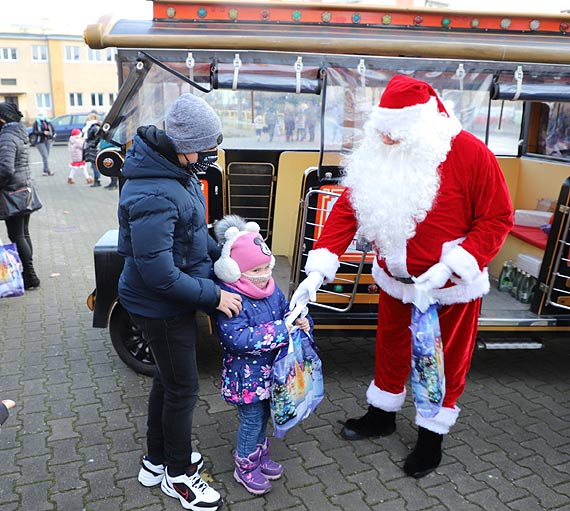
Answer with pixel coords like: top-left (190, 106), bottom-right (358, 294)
top-left (0, 28), bottom-right (118, 126)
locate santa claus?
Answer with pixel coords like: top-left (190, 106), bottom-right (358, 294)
top-left (289, 74), bottom-right (513, 478)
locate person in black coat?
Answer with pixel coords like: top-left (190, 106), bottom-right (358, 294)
top-left (0, 102), bottom-right (41, 289)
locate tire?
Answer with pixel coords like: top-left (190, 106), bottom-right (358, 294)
top-left (109, 304), bottom-right (155, 376)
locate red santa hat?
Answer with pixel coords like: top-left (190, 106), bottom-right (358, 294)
top-left (369, 75), bottom-right (450, 137)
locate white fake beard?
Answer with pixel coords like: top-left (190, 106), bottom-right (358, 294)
top-left (342, 113), bottom-right (459, 275)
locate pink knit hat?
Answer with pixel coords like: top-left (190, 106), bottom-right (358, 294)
top-left (230, 232), bottom-right (272, 273)
top-left (213, 215), bottom-right (274, 283)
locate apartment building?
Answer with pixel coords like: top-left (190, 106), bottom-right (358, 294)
top-left (0, 25), bottom-right (118, 125)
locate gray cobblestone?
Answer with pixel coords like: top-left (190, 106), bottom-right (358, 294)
top-left (1, 146), bottom-right (570, 510)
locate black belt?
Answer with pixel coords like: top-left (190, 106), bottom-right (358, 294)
top-left (394, 276), bottom-right (414, 284)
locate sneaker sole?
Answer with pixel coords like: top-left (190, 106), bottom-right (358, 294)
top-left (161, 478), bottom-right (222, 511)
top-left (138, 457), bottom-right (204, 487)
top-left (138, 469), bottom-right (163, 487)
top-left (233, 470), bottom-right (271, 495)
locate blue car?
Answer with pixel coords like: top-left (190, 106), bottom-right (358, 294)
top-left (28, 111), bottom-right (105, 145)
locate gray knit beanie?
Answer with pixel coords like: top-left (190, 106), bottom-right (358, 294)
top-left (166, 93), bottom-right (223, 154)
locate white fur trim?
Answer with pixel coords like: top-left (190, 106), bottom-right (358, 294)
top-left (372, 259), bottom-right (490, 306)
top-left (366, 381), bottom-right (406, 411)
top-left (415, 405), bottom-right (460, 434)
top-left (369, 96), bottom-right (439, 135)
top-left (441, 244), bottom-right (480, 284)
top-left (305, 248), bottom-right (340, 284)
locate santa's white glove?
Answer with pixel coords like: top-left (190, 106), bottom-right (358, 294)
top-left (413, 262), bottom-right (453, 291)
top-left (289, 272), bottom-right (324, 311)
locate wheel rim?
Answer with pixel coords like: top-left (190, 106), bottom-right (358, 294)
top-left (121, 321), bottom-right (154, 366)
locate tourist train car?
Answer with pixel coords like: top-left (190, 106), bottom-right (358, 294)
top-left (85, 0), bottom-right (570, 374)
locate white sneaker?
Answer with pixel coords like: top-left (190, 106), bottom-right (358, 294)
top-left (138, 452), bottom-right (204, 487)
top-left (161, 467), bottom-right (222, 511)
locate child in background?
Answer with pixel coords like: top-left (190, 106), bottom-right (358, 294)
top-left (213, 215), bottom-right (311, 496)
top-left (254, 114), bottom-right (265, 142)
top-left (67, 128), bottom-right (93, 184)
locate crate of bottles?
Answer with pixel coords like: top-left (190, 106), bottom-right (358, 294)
top-left (497, 260), bottom-right (537, 304)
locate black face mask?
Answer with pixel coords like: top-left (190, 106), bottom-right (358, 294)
top-left (185, 150), bottom-right (218, 174)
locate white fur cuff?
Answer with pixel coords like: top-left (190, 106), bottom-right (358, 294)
top-left (441, 245), bottom-right (480, 284)
top-left (366, 381), bottom-right (406, 412)
top-left (305, 248), bottom-right (340, 284)
top-left (415, 406), bottom-right (460, 434)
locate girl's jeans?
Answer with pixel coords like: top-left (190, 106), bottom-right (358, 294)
top-left (236, 400), bottom-right (270, 457)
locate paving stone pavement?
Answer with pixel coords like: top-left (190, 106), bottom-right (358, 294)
top-left (1, 145), bottom-right (570, 511)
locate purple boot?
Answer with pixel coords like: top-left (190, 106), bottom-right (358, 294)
top-left (258, 438), bottom-right (284, 480)
top-left (234, 448), bottom-right (272, 495)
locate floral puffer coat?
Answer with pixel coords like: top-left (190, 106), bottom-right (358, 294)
top-left (215, 283), bottom-right (291, 405)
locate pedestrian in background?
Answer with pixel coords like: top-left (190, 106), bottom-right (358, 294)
top-left (67, 128), bottom-right (93, 185)
top-left (0, 102), bottom-right (41, 290)
top-left (31, 110), bottom-right (55, 176)
top-left (82, 112), bottom-right (107, 188)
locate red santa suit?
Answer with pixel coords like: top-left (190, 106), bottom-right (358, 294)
top-left (302, 76), bottom-right (513, 434)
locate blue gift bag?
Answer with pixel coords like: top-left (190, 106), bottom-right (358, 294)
top-left (270, 328), bottom-right (324, 437)
top-left (0, 242), bottom-right (24, 298)
top-left (410, 303), bottom-right (445, 418)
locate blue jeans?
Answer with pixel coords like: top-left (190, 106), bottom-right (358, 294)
top-left (35, 141), bottom-right (52, 172)
top-left (236, 400), bottom-right (270, 457)
top-left (129, 312), bottom-right (200, 474)
top-left (90, 162), bottom-right (101, 181)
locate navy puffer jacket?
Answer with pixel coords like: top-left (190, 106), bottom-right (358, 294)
top-left (117, 126), bottom-right (221, 318)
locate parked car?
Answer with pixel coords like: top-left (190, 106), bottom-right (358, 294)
top-left (27, 111), bottom-right (105, 145)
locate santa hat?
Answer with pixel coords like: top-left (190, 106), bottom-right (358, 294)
top-left (369, 75), bottom-right (449, 137)
top-left (213, 215), bottom-right (274, 283)
top-left (71, 128), bottom-right (81, 136)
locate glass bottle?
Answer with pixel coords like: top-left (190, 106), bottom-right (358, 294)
top-left (498, 260), bottom-right (514, 292)
top-left (510, 267), bottom-right (522, 298)
top-left (517, 272), bottom-right (531, 303)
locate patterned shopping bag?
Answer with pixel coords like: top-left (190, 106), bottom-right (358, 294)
top-left (270, 328), bottom-right (324, 437)
top-left (0, 242), bottom-right (25, 298)
top-left (410, 303), bottom-right (445, 418)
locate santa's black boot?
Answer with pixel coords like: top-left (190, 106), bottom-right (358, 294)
top-left (403, 426), bottom-right (443, 478)
top-left (340, 405), bottom-right (396, 440)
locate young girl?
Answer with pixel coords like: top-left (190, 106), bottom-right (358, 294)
top-left (213, 215), bottom-right (311, 495)
top-left (67, 128), bottom-right (93, 184)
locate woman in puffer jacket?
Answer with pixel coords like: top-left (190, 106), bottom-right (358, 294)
top-left (0, 103), bottom-right (41, 289)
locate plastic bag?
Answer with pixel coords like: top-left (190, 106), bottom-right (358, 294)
top-left (0, 242), bottom-right (24, 298)
top-left (410, 303), bottom-right (445, 418)
top-left (270, 328), bottom-right (324, 437)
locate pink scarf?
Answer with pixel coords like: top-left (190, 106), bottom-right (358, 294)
top-left (227, 277), bottom-right (275, 299)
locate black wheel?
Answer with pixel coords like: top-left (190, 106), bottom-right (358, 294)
top-left (109, 304), bottom-right (155, 376)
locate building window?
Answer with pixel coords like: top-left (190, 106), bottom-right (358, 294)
top-left (64, 46), bottom-right (80, 62)
top-left (32, 45), bottom-right (48, 61)
top-left (1, 78), bottom-right (17, 86)
top-left (87, 48), bottom-right (102, 62)
top-left (108, 93), bottom-right (116, 105)
top-left (91, 93), bottom-right (104, 107)
top-left (36, 93), bottom-right (52, 109)
top-left (105, 48), bottom-right (116, 62)
top-left (0, 48), bottom-right (18, 61)
top-left (69, 93), bottom-right (83, 107)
